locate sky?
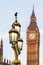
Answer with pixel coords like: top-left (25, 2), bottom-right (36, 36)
top-left (0, 0), bottom-right (43, 65)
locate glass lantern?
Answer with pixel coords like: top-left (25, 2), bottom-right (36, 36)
top-left (17, 38), bottom-right (23, 50)
top-left (9, 28), bottom-right (19, 44)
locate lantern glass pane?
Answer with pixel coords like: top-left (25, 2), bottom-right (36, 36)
top-left (9, 32), bottom-right (18, 42)
top-left (18, 41), bottom-right (23, 50)
top-left (12, 32), bottom-right (18, 42)
top-left (9, 33), bottom-right (12, 42)
top-left (15, 26), bottom-right (20, 33)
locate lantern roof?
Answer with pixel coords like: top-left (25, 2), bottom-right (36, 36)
top-left (12, 12), bottom-right (21, 28)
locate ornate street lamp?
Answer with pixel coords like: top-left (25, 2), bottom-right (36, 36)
top-left (9, 12), bottom-right (23, 65)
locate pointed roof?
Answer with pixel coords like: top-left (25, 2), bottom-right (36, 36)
top-left (31, 6), bottom-right (35, 17)
top-left (0, 38), bottom-right (3, 48)
top-left (1, 38), bottom-right (3, 43)
top-left (0, 38), bottom-right (3, 46)
top-left (12, 12), bottom-right (21, 28)
top-left (30, 6), bottom-right (36, 22)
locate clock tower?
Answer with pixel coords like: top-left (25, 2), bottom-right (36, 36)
top-left (26, 7), bottom-right (40, 65)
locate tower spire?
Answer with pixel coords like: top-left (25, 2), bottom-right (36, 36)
top-left (31, 5), bottom-right (35, 17)
top-left (0, 38), bottom-right (3, 49)
top-left (30, 5), bottom-right (36, 22)
top-left (1, 38), bottom-right (3, 46)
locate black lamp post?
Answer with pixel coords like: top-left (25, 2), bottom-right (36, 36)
top-left (9, 12), bottom-right (23, 65)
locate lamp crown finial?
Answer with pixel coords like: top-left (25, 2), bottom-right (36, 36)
top-left (15, 12), bottom-right (18, 16)
top-left (14, 12), bottom-right (18, 21)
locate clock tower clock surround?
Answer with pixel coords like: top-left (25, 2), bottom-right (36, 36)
top-left (26, 7), bottom-right (40, 65)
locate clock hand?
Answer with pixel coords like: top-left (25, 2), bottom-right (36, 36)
top-left (31, 34), bottom-right (33, 37)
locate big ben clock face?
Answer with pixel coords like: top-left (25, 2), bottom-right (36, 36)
top-left (29, 31), bottom-right (36, 40)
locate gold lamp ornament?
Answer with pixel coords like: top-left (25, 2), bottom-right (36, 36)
top-left (12, 12), bottom-right (21, 33)
top-left (9, 12), bottom-right (23, 65)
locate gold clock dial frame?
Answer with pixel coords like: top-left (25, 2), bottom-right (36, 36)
top-left (29, 31), bottom-right (36, 40)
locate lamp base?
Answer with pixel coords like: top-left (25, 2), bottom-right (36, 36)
top-left (12, 60), bottom-right (21, 65)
